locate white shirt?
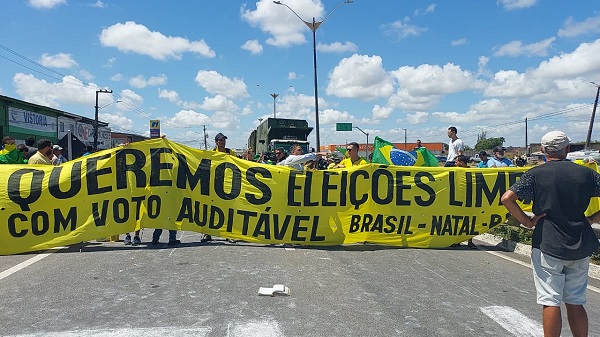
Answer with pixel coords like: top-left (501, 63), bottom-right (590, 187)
top-left (447, 138), bottom-right (464, 162)
top-left (277, 153), bottom-right (317, 170)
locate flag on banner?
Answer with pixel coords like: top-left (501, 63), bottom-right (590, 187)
top-left (371, 136), bottom-right (438, 167)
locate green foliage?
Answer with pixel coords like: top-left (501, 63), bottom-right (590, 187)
top-left (477, 130), bottom-right (487, 143)
top-left (491, 225), bottom-right (600, 264)
top-left (475, 137), bottom-right (505, 151)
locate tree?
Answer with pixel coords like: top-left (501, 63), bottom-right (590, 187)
top-left (477, 130), bottom-right (487, 143)
top-left (475, 137), bottom-right (505, 151)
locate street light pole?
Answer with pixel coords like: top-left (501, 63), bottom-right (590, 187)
top-left (273, 0), bottom-right (352, 151)
top-left (94, 89), bottom-right (113, 150)
top-left (257, 84), bottom-right (285, 118)
top-left (402, 128), bottom-right (407, 151)
top-left (585, 82), bottom-right (600, 149)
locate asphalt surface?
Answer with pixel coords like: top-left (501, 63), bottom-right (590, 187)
top-left (1, 231), bottom-right (599, 337)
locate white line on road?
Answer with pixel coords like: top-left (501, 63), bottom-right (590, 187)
top-left (483, 249), bottom-right (600, 295)
top-left (481, 306), bottom-right (542, 337)
top-left (5, 327), bottom-right (211, 337)
top-left (0, 248), bottom-right (62, 281)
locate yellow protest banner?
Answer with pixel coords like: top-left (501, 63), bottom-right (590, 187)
top-left (0, 138), bottom-right (595, 255)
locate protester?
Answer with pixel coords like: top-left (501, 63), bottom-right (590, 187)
top-left (24, 137), bottom-right (37, 159)
top-left (124, 230), bottom-right (141, 246)
top-left (0, 136), bottom-right (27, 164)
top-left (28, 139), bottom-right (53, 165)
top-left (277, 143), bottom-right (326, 170)
top-left (151, 228), bottom-right (180, 246)
top-left (51, 145), bottom-right (67, 165)
top-left (453, 155), bottom-right (477, 249)
top-left (82, 145), bottom-right (93, 157)
top-left (334, 142), bottom-right (367, 168)
top-left (203, 132), bottom-right (236, 242)
top-left (487, 146), bottom-right (514, 167)
top-left (413, 139), bottom-right (424, 150)
top-left (501, 131), bottom-right (600, 337)
top-left (476, 151), bottom-right (489, 168)
top-left (445, 126), bottom-right (464, 167)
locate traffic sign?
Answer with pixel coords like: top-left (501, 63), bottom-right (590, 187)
top-left (150, 120), bottom-right (160, 138)
top-left (336, 122), bottom-right (353, 131)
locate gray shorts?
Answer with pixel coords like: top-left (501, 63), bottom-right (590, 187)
top-left (531, 248), bottom-right (589, 306)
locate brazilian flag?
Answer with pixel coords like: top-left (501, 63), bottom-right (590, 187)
top-left (371, 136), bottom-right (438, 167)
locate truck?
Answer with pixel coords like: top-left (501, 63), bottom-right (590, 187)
top-left (248, 118), bottom-right (313, 155)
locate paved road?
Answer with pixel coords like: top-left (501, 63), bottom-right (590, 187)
top-left (1, 231), bottom-right (599, 337)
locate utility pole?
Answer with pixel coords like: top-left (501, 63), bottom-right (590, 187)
top-left (94, 89), bottom-right (112, 150)
top-left (585, 82), bottom-right (600, 149)
top-left (203, 125), bottom-right (208, 150)
top-left (525, 118), bottom-right (528, 155)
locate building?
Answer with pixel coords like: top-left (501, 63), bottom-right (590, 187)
top-left (0, 94), bottom-right (144, 159)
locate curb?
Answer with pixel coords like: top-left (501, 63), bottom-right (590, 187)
top-left (475, 233), bottom-right (600, 281)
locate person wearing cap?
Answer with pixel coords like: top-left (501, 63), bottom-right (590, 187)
top-left (51, 145), bottom-right (67, 166)
top-left (501, 131), bottom-right (600, 337)
top-left (203, 132), bottom-right (236, 243)
top-left (476, 151), bottom-right (489, 168)
top-left (487, 146), bottom-right (514, 167)
top-left (212, 132), bottom-right (236, 156)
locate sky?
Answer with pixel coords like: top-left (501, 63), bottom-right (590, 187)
top-left (1, 0), bottom-right (600, 151)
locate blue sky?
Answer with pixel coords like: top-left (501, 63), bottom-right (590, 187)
top-left (1, 0), bottom-right (600, 150)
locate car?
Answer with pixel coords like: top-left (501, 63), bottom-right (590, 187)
top-left (471, 154), bottom-right (482, 163)
top-left (566, 150), bottom-right (600, 162)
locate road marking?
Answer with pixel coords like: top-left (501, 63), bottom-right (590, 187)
top-left (0, 248), bottom-right (62, 281)
top-left (481, 306), bottom-right (542, 337)
top-left (228, 319), bottom-right (283, 337)
top-left (5, 327), bottom-right (211, 337)
top-left (483, 249), bottom-right (600, 294)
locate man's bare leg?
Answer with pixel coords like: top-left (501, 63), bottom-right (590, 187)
top-left (565, 303), bottom-right (588, 337)
top-left (542, 305), bottom-right (562, 337)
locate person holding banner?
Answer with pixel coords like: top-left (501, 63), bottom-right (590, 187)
top-left (501, 131), bottom-right (600, 337)
top-left (278, 144), bottom-right (327, 170)
top-left (454, 155), bottom-right (477, 249)
top-left (334, 142), bottom-right (367, 168)
top-left (203, 132), bottom-right (236, 242)
top-left (0, 136), bottom-right (28, 164)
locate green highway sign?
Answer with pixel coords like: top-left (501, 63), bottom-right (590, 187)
top-left (336, 122), bottom-right (353, 131)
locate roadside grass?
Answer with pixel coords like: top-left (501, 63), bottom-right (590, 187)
top-left (490, 225), bottom-right (600, 265)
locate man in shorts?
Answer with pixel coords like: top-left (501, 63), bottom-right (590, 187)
top-left (501, 131), bottom-right (600, 337)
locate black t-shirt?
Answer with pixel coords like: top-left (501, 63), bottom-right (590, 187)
top-left (510, 160), bottom-right (600, 260)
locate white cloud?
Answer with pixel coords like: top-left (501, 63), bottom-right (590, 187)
top-left (241, 0), bottom-right (324, 47)
top-left (497, 0), bottom-right (537, 10)
top-left (158, 88), bottom-right (181, 104)
top-left (241, 40), bottom-right (263, 55)
top-left (327, 54), bottom-right (394, 100)
top-left (12, 73), bottom-right (106, 108)
top-left (119, 89), bottom-right (144, 110)
top-left (28, 0), bottom-right (66, 9)
top-left (200, 95), bottom-right (239, 113)
top-left (431, 109), bottom-right (488, 123)
top-left (103, 57), bottom-right (116, 68)
top-left (195, 70), bottom-right (248, 99)
top-left (129, 74), bottom-right (168, 89)
top-left (111, 73), bottom-right (123, 82)
top-left (494, 37), bottom-right (556, 57)
top-left (451, 38), bottom-right (467, 46)
top-left (78, 70), bottom-right (94, 81)
top-left (91, 1), bottom-right (106, 8)
top-left (405, 111), bottom-right (429, 124)
top-left (414, 4), bottom-right (436, 16)
top-left (98, 114), bottom-right (134, 130)
top-left (99, 21), bottom-right (216, 60)
top-left (209, 110), bottom-right (239, 129)
top-left (317, 41), bottom-right (358, 53)
top-left (382, 18), bottom-right (427, 39)
top-left (558, 15), bottom-right (600, 38)
top-left (387, 89), bottom-right (440, 112)
top-left (533, 39), bottom-right (600, 79)
top-left (169, 110), bottom-right (211, 126)
top-left (39, 53), bottom-right (78, 68)
top-left (372, 104), bottom-right (393, 120)
top-left (288, 72), bottom-right (297, 80)
top-left (391, 63), bottom-right (484, 96)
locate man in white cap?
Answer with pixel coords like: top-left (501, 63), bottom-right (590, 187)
top-left (51, 145), bottom-right (67, 166)
top-left (501, 131), bottom-right (600, 337)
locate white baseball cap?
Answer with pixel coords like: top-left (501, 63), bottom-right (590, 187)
top-left (541, 131), bottom-right (570, 152)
